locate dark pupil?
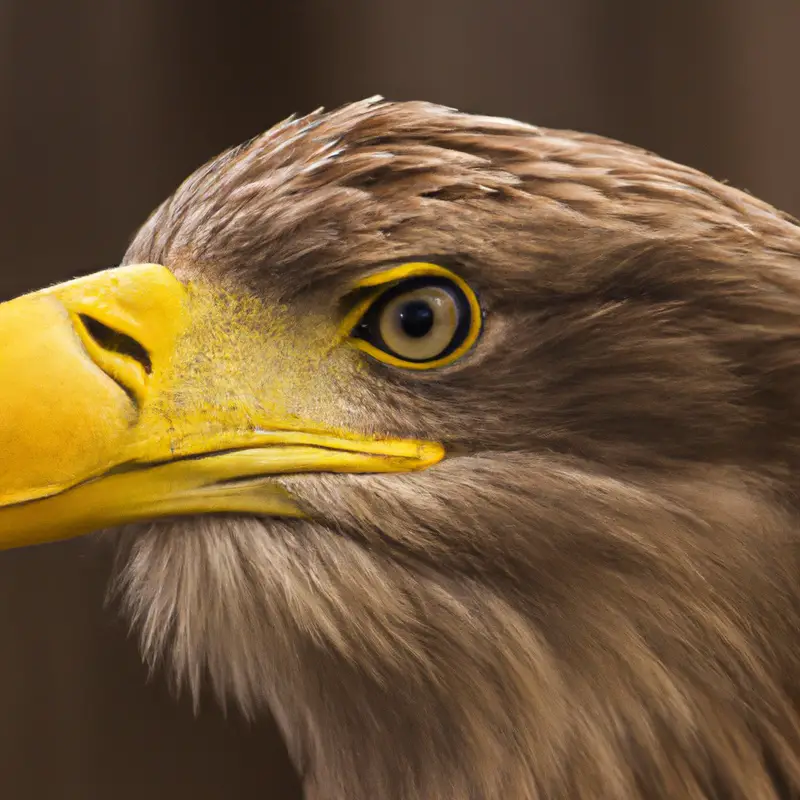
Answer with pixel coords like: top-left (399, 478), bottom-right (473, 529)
top-left (398, 299), bottom-right (435, 338)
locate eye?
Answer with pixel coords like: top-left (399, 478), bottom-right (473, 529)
top-left (348, 266), bottom-right (482, 370)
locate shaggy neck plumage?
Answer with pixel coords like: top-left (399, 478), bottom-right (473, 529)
top-left (114, 457), bottom-right (800, 799)
top-left (115, 516), bottom-right (549, 799)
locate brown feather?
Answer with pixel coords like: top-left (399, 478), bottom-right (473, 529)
top-left (113, 97), bottom-right (800, 799)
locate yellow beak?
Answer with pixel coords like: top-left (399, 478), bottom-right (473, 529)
top-left (0, 264), bottom-right (443, 550)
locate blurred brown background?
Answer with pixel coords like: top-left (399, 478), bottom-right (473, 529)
top-left (1, 1), bottom-right (799, 798)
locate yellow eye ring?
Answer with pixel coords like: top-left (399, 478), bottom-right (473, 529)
top-left (342, 263), bottom-right (482, 370)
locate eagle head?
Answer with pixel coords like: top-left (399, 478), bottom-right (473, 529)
top-left (2, 98), bottom-right (800, 799)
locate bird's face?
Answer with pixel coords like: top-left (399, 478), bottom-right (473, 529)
top-left (4, 99), bottom-right (800, 797)
top-left (0, 260), bottom-right (451, 544)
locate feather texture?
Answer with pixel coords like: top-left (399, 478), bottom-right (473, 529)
top-left (112, 99), bottom-right (800, 799)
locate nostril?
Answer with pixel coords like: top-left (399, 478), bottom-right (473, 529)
top-left (78, 314), bottom-right (152, 374)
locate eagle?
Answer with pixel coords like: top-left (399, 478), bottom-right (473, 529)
top-left (2, 97), bottom-right (800, 800)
